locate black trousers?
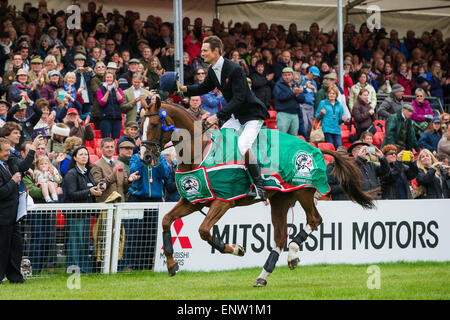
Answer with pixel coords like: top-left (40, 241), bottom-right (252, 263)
top-left (0, 223), bottom-right (25, 282)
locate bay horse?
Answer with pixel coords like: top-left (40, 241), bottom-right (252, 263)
top-left (140, 97), bottom-right (374, 287)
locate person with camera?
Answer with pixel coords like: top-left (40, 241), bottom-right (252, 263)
top-left (416, 148), bottom-right (450, 199)
top-left (380, 144), bottom-right (418, 199)
top-left (63, 146), bottom-right (103, 274)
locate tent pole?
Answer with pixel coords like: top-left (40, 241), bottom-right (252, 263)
top-left (174, 0), bottom-right (184, 85)
top-left (337, 0), bottom-right (344, 91)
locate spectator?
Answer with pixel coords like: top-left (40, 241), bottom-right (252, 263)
top-left (97, 70), bottom-right (124, 139)
top-left (273, 67), bottom-right (305, 136)
top-left (437, 124), bottom-right (450, 157)
top-left (8, 68), bottom-right (40, 104)
top-left (429, 61), bottom-right (444, 100)
top-left (63, 108), bottom-right (94, 146)
top-left (39, 70), bottom-right (63, 109)
top-left (33, 155), bottom-right (62, 203)
top-left (249, 60), bottom-right (273, 109)
top-left (440, 113), bottom-right (450, 130)
top-left (348, 140), bottom-right (390, 199)
top-left (121, 73), bottom-right (150, 126)
top-left (147, 56), bottom-right (165, 89)
top-left (348, 72), bottom-right (377, 111)
top-left (3, 53), bottom-right (23, 92)
top-left (160, 44), bottom-right (175, 72)
top-left (73, 54), bottom-right (94, 119)
top-left (187, 96), bottom-right (209, 120)
top-left (162, 145), bottom-right (180, 202)
top-left (7, 99), bottom-right (43, 146)
top-left (376, 62), bottom-right (396, 94)
top-left (62, 71), bottom-right (84, 115)
top-left (352, 88), bottom-right (376, 141)
top-left (377, 84), bottom-right (404, 120)
top-left (360, 63), bottom-right (378, 91)
top-left (419, 117), bottom-right (443, 153)
top-left (273, 50), bottom-right (293, 81)
top-left (396, 62), bottom-right (414, 98)
top-left (33, 98), bottom-right (55, 139)
top-left (380, 144), bottom-right (418, 199)
top-left (46, 123), bottom-right (70, 155)
top-left (0, 100), bottom-right (10, 128)
top-left (382, 104), bottom-right (419, 152)
top-left (90, 138), bottom-right (140, 203)
top-left (64, 146), bottom-right (103, 274)
top-left (342, 60), bottom-right (354, 99)
top-left (90, 61), bottom-right (106, 129)
top-left (298, 66), bottom-right (318, 140)
top-left (116, 141), bottom-right (137, 178)
top-left (411, 88), bottom-right (434, 137)
top-left (118, 58), bottom-right (141, 91)
top-left (415, 148), bottom-right (450, 199)
top-left (116, 122), bottom-right (140, 155)
top-left (360, 132), bottom-right (379, 164)
top-left (315, 86), bottom-right (345, 149)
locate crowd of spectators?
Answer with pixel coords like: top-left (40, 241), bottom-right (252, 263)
top-left (0, 0), bottom-right (449, 277)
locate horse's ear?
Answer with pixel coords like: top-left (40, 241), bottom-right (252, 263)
top-left (155, 95), bottom-right (161, 110)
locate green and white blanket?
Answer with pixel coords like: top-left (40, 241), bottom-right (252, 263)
top-left (175, 128), bottom-right (330, 204)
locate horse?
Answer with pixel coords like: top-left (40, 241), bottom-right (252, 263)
top-left (140, 97), bottom-right (374, 287)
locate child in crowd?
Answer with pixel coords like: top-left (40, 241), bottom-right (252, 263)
top-left (34, 156), bottom-right (63, 203)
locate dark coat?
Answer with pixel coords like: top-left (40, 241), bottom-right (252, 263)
top-left (186, 58), bottom-right (269, 124)
top-left (273, 78), bottom-right (305, 114)
top-left (382, 109), bottom-right (419, 152)
top-left (0, 162), bottom-right (19, 226)
top-left (64, 166), bottom-right (97, 203)
top-left (416, 167), bottom-right (449, 199)
top-left (326, 162), bottom-right (349, 200)
top-left (249, 71), bottom-right (273, 108)
top-left (354, 156), bottom-right (390, 197)
top-left (7, 102), bottom-right (43, 144)
top-left (381, 161), bottom-right (418, 199)
top-left (352, 98), bottom-right (375, 131)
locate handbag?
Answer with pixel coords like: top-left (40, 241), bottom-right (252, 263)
top-left (310, 119), bottom-right (325, 143)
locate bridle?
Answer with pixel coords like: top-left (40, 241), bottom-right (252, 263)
top-left (141, 108), bottom-right (215, 160)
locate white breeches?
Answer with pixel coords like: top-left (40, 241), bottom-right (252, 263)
top-left (221, 114), bottom-right (263, 156)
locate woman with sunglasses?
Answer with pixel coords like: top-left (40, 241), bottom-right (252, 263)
top-left (380, 144), bottom-right (418, 199)
top-left (411, 87), bottom-right (434, 137)
top-left (194, 67), bottom-right (227, 117)
top-left (90, 61), bottom-right (106, 130)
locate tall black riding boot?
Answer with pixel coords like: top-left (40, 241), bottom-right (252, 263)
top-left (247, 162), bottom-right (267, 201)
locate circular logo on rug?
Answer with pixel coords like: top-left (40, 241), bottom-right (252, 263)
top-left (294, 151), bottom-right (314, 174)
top-left (180, 176), bottom-right (200, 194)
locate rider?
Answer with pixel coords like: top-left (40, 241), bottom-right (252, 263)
top-left (178, 36), bottom-right (270, 203)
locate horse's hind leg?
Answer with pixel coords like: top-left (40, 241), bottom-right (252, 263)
top-left (254, 192), bottom-right (295, 287)
top-left (287, 188), bottom-right (323, 270)
top-left (162, 198), bottom-right (202, 276)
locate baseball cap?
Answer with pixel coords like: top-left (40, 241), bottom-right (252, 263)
top-left (432, 116), bottom-right (441, 123)
top-left (402, 104), bottom-right (414, 112)
top-left (282, 67), bottom-right (294, 73)
top-left (324, 73), bottom-right (337, 80)
top-left (67, 108), bottom-right (79, 115)
top-left (126, 121), bottom-right (139, 128)
top-left (74, 53), bottom-right (86, 61)
top-left (309, 66), bottom-right (320, 77)
top-left (129, 58), bottom-right (141, 64)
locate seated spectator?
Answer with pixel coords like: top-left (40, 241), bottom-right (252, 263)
top-left (440, 113), bottom-right (450, 130)
top-left (380, 144), bottom-right (418, 199)
top-left (416, 148), bottom-right (450, 199)
top-left (64, 146), bottom-right (103, 274)
top-left (348, 72), bottom-right (377, 111)
top-left (33, 155), bottom-right (62, 203)
top-left (187, 96), bottom-right (209, 120)
top-left (315, 86), bottom-right (345, 149)
top-left (273, 67), bottom-right (305, 136)
top-left (116, 122), bottom-right (140, 155)
top-left (40, 70), bottom-right (63, 109)
top-left (419, 117), bottom-right (443, 153)
top-left (121, 73), bottom-right (150, 126)
top-left (411, 88), bottom-right (434, 137)
top-left (361, 132), bottom-right (379, 164)
top-left (97, 70), bottom-right (124, 139)
top-left (437, 124), bottom-right (450, 157)
top-left (348, 140), bottom-right (390, 199)
top-left (47, 123), bottom-right (70, 155)
top-left (382, 104), bottom-right (419, 152)
top-left (377, 84), bottom-right (404, 120)
top-left (33, 98), bottom-right (55, 139)
top-left (0, 100), bottom-right (10, 127)
top-left (249, 60), bottom-right (273, 109)
top-left (352, 88), bottom-right (376, 141)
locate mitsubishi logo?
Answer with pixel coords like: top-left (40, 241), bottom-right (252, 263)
top-left (167, 218), bottom-right (192, 249)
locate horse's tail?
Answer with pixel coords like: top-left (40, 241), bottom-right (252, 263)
top-left (320, 148), bottom-right (375, 210)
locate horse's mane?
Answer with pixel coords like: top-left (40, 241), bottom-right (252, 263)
top-left (160, 101), bottom-right (199, 122)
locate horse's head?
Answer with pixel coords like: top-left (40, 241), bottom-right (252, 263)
top-left (140, 96), bottom-right (175, 166)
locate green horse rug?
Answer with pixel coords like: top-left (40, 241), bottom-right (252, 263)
top-left (175, 128), bottom-right (330, 204)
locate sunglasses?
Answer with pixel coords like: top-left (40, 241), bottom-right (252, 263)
top-left (386, 152), bottom-right (397, 156)
top-left (197, 72), bottom-right (206, 75)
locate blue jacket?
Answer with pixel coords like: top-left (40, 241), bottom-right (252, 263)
top-left (201, 89), bottom-right (227, 116)
top-left (298, 76), bottom-right (317, 106)
top-left (418, 130), bottom-right (442, 153)
top-left (128, 153), bottom-right (170, 199)
top-left (314, 99), bottom-right (344, 135)
top-left (273, 79), bottom-right (305, 114)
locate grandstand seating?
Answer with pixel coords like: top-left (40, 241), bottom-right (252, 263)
top-left (318, 142), bottom-right (336, 151)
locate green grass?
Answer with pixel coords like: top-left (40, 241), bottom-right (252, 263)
top-left (1, 261), bottom-right (449, 300)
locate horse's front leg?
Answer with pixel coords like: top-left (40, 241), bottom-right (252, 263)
top-left (162, 198), bottom-right (202, 276)
top-left (197, 200), bottom-right (245, 256)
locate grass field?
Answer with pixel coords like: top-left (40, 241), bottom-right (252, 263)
top-left (0, 261), bottom-right (449, 300)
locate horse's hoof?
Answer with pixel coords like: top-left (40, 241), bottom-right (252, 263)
top-left (232, 244), bottom-right (245, 257)
top-left (253, 278), bottom-right (267, 287)
top-left (288, 257), bottom-right (300, 270)
top-left (168, 262), bottom-right (179, 277)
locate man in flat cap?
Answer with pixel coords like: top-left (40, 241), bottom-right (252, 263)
top-left (73, 53), bottom-right (93, 120)
top-left (382, 104), bottom-right (419, 152)
top-left (27, 57), bottom-right (46, 90)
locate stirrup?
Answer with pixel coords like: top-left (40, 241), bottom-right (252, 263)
top-left (248, 184), bottom-right (267, 201)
